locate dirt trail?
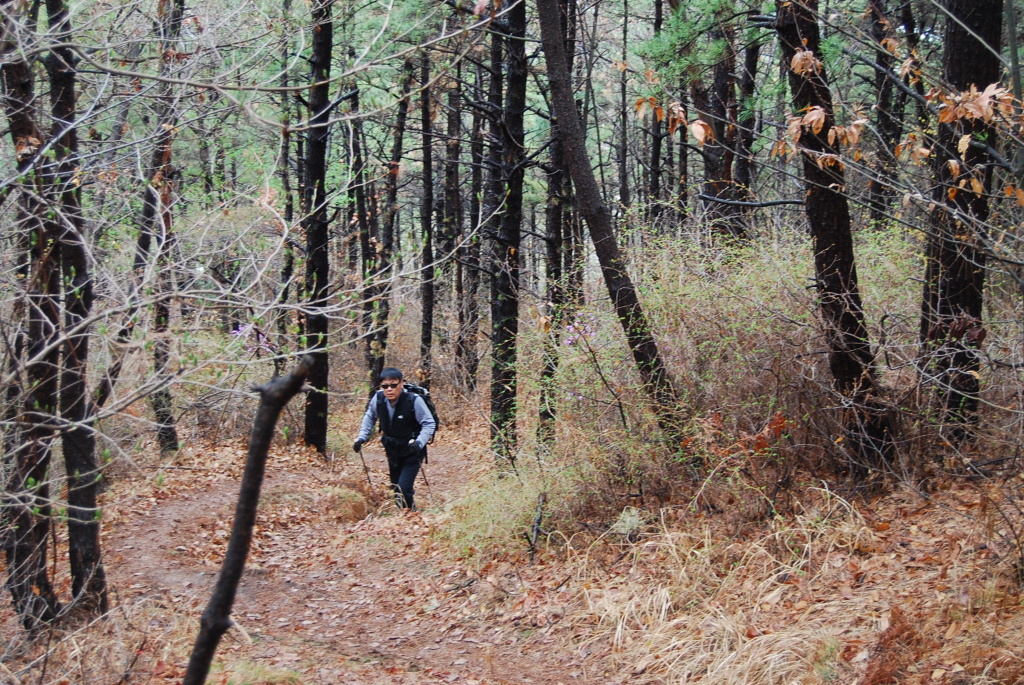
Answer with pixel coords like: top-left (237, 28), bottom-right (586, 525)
top-left (105, 440), bottom-right (603, 684)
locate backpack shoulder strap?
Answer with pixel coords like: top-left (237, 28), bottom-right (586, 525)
top-left (377, 390), bottom-right (391, 435)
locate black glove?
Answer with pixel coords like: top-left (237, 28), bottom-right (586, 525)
top-left (353, 438), bottom-right (365, 453)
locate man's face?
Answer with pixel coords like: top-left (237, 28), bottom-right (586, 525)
top-left (380, 377), bottom-right (403, 403)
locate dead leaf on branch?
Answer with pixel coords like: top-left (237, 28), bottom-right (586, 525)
top-left (802, 106), bottom-right (827, 135)
top-left (690, 120), bottom-right (714, 146)
top-left (790, 48), bottom-right (822, 75)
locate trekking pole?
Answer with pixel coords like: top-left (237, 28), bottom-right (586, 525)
top-left (357, 447), bottom-right (374, 492)
top-left (419, 457), bottom-right (434, 502)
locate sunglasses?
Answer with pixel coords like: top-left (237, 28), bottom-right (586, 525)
top-left (380, 382), bottom-right (401, 389)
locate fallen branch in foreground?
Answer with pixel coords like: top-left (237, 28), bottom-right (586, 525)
top-left (182, 356), bottom-right (312, 685)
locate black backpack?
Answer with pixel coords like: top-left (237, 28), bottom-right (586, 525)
top-left (401, 383), bottom-right (439, 444)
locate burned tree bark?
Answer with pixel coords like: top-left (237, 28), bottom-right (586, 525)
top-left (490, 0), bottom-right (528, 459)
top-left (420, 53), bottom-right (435, 388)
top-left (301, 0), bottom-right (333, 454)
top-left (47, 0), bottom-right (107, 613)
top-left (775, 0), bottom-right (891, 468)
top-left (183, 358), bottom-right (312, 685)
top-left (918, 0), bottom-right (1002, 442)
top-left (1, 2), bottom-right (62, 624)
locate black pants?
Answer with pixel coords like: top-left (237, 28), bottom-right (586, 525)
top-left (386, 448), bottom-right (423, 509)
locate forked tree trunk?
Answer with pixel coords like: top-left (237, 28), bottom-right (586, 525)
top-left (302, 0), bottom-right (333, 454)
top-left (918, 0), bottom-right (1002, 442)
top-left (775, 0), bottom-right (891, 468)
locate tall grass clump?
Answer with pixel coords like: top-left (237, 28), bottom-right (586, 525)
top-left (574, 492), bottom-right (883, 684)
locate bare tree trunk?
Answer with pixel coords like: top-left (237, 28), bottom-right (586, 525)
top-left (539, 0), bottom-right (576, 444)
top-left (183, 358), bottom-right (312, 685)
top-left (1, 0), bottom-right (62, 626)
top-left (775, 0), bottom-right (891, 469)
top-left (46, 0), bottom-right (107, 613)
top-left (302, 0), bottom-right (333, 454)
top-left (443, 63), bottom-right (463, 267)
top-left (490, 1), bottom-right (527, 460)
top-left (275, 0), bottom-right (296, 376)
top-left (134, 0), bottom-right (184, 455)
top-left (692, 18), bottom-right (742, 239)
top-left (456, 63), bottom-right (485, 389)
top-left (733, 37), bottom-right (760, 205)
top-left (865, 0), bottom-right (902, 227)
top-left (919, 0), bottom-right (1002, 442)
top-left (618, 0), bottom-right (631, 209)
top-left (367, 59), bottom-right (416, 383)
top-left (537, 0), bottom-right (682, 440)
top-left (420, 53), bottom-right (435, 388)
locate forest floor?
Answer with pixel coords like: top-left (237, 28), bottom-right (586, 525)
top-left (5, 414), bottom-right (1024, 684)
top-left (94, 435), bottom-right (598, 684)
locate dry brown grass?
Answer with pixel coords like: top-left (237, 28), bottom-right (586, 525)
top-left (570, 485), bottom-right (1024, 684)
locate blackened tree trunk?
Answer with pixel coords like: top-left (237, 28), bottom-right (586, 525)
top-left (776, 0), bottom-right (890, 468)
top-left (865, 0), bottom-right (903, 227)
top-left (618, 0), bottom-right (631, 209)
top-left (46, 0), bottom-right (107, 613)
top-left (647, 0), bottom-right (665, 223)
top-left (420, 53), bottom-right (435, 388)
top-left (302, 0), bottom-right (333, 454)
top-left (1, 3), bottom-right (62, 626)
top-left (919, 0), bottom-right (1002, 441)
top-left (692, 18), bottom-right (742, 239)
top-left (491, 1), bottom-right (527, 459)
top-left (350, 91), bottom-right (375, 374)
top-left (539, 0), bottom-right (576, 443)
top-left (367, 59), bottom-right (415, 383)
top-left (537, 0), bottom-right (682, 439)
top-left (456, 63), bottom-right (486, 389)
top-left (443, 63), bottom-right (463, 266)
top-left (276, 0), bottom-right (296, 375)
top-left (134, 0), bottom-right (183, 455)
top-left (183, 358), bottom-right (312, 685)
top-left (733, 37), bottom-right (760, 203)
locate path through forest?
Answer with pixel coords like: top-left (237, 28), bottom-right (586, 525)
top-left (103, 437), bottom-right (605, 684)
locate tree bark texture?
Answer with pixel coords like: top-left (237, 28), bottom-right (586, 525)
top-left (536, 0), bottom-right (682, 439)
top-left (183, 357), bottom-right (312, 685)
top-left (776, 0), bottom-right (890, 467)
top-left (47, 0), bottom-right (108, 613)
top-left (420, 54), bottom-right (435, 388)
top-left (692, 18), bottom-right (742, 239)
top-left (367, 59), bottom-right (415, 384)
top-left (1, 8), bottom-right (63, 625)
top-left (302, 0), bottom-right (332, 453)
top-left (490, 1), bottom-right (527, 459)
top-left (134, 0), bottom-right (184, 455)
top-left (456, 63), bottom-right (486, 389)
top-left (539, 0), bottom-right (576, 443)
top-left (919, 0), bottom-right (1002, 441)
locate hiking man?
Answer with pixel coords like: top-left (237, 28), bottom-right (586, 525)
top-left (353, 368), bottom-right (436, 510)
